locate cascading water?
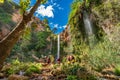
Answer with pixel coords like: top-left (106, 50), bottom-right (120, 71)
top-left (57, 34), bottom-right (60, 60)
top-left (83, 10), bottom-right (95, 47)
top-left (83, 10), bottom-right (93, 36)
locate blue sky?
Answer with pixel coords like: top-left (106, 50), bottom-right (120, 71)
top-left (12, 0), bottom-right (73, 34)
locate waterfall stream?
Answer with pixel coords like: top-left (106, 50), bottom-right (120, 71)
top-left (83, 10), bottom-right (95, 47)
top-left (83, 10), bottom-right (93, 36)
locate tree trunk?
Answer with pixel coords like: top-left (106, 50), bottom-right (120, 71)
top-left (0, 0), bottom-right (42, 71)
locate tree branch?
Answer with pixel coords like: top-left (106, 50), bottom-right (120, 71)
top-left (28, 0), bottom-right (42, 18)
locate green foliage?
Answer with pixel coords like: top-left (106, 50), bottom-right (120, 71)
top-left (68, 0), bottom-right (81, 22)
top-left (61, 62), bottom-right (81, 75)
top-left (86, 37), bottom-right (120, 71)
top-left (25, 64), bottom-right (41, 75)
top-left (4, 59), bottom-right (21, 75)
top-left (11, 58), bottom-right (20, 65)
top-left (85, 0), bottom-right (102, 7)
top-left (68, 0), bottom-right (120, 74)
top-left (19, 62), bottom-right (42, 74)
top-left (65, 75), bottom-right (77, 80)
top-left (2, 60), bottom-right (42, 76)
top-left (93, 0), bottom-right (120, 26)
top-left (20, 0), bottom-right (30, 13)
top-left (0, 0), bottom-right (18, 26)
top-left (0, 13), bottom-right (12, 24)
top-left (68, 0), bottom-right (103, 55)
top-left (1, 0), bottom-right (15, 13)
top-left (114, 65), bottom-right (120, 76)
top-left (35, 31), bottom-right (49, 49)
top-left (69, 64), bottom-right (80, 75)
top-left (6, 68), bottom-right (16, 75)
top-left (10, 18), bottom-right (52, 60)
top-left (69, 0), bottom-right (88, 54)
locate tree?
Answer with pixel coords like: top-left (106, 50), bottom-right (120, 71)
top-left (0, 0), bottom-right (43, 70)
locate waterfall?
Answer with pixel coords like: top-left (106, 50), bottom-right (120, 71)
top-left (83, 10), bottom-right (95, 47)
top-left (57, 34), bottom-right (60, 59)
top-left (83, 10), bottom-right (93, 36)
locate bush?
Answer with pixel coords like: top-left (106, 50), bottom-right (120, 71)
top-left (65, 75), bottom-right (77, 80)
top-left (6, 68), bottom-right (16, 75)
top-left (3, 60), bottom-right (42, 76)
top-left (114, 65), bottom-right (120, 76)
top-left (25, 65), bottom-right (40, 75)
top-left (87, 37), bottom-right (120, 71)
top-left (4, 65), bottom-right (19, 76)
top-left (24, 62), bottom-right (42, 75)
top-left (61, 62), bottom-right (81, 75)
top-left (11, 59), bottom-right (20, 65)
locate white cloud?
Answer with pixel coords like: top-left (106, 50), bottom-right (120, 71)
top-left (35, 5), bottom-right (54, 18)
top-left (58, 7), bottom-right (63, 10)
top-left (50, 22), bottom-right (53, 25)
top-left (53, 24), bottom-right (67, 29)
top-left (54, 24), bottom-right (58, 28)
top-left (63, 25), bottom-right (67, 29)
top-left (51, 1), bottom-right (63, 10)
top-left (59, 26), bottom-right (62, 29)
top-left (53, 3), bottom-right (57, 6)
top-left (56, 4), bottom-right (63, 10)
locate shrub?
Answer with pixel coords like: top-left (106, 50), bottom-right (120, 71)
top-left (25, 65), bottom-right (40, 75)
top-left (114, 65), bottom-right (120, 76)
top-left (11, 59), bottom-right (20, 65)
top-left (4, 65), bottom-right (20, 76)
top-left (25, 63), bottom-right (42, 76)
top-left (65, 75), bottom-right (77, 80)
top-left (61, 62), bottom-right (81, 75)
top-left (6, 68), bottom-right (16, 75)
top-left (87, 37), bottom-right (120, 71)
top-left (3, 60), bottom-right (42, 76)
